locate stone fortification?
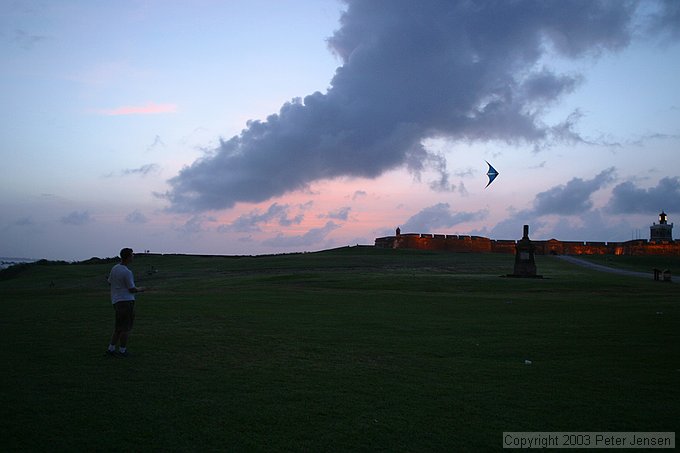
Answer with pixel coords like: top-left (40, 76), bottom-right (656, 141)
top-left (376, 212), bottom-right (678, 256)
top-left (375, 234), bottom-right (680, 256)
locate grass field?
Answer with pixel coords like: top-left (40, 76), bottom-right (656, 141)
top-left (1, 248), bottom-right (678, 451)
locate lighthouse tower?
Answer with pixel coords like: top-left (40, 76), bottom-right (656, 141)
top-left (650, 211), bottom-right (673, 243)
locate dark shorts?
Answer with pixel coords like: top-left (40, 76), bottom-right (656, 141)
top-left (113, 301), bottom-right (135, 332)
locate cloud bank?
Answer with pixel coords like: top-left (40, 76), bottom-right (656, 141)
top-left (486, 170), bottom-right (678, 241)
top-left (609, 177), bottom-right (680, 213)
top-left (125, 210), bottom-right (148, 224)
top-left (121, 164), bottom-right (160, 177)
top-left (532, 168), bottom-right (616, 215)
top-left (165, 0), bottom-right (673, 213)
top-left (262, 221), bottom-right (340, 248)
top-left (219, 203), bottom-right (304, 233)
top-left (61, 210), bottom-right (92, 226)
top-left (401, 203), bottom-right (488, 233)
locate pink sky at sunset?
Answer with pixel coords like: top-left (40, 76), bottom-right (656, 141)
top-left (96, 102), bottom-right (178, 116)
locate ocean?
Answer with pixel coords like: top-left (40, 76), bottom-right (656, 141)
top-left (0, 257), bottom-right (36, 271)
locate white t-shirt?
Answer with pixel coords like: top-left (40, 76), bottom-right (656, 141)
top-left (108, 263), bottom-right (136, 304)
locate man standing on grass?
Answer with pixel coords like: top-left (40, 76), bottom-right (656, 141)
top-left (106, 248), bottom-right (145, 357)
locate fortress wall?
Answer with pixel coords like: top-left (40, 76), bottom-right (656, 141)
top-left (380, 233), bottom-right (495, 252)
top-left (449, 236), bottom-right (493, 253)
top-left (490, 240), bottom-right (516, 254)
top-left (396, 234), bottom-right (431, 250)
top-left (374, 237), bottom-right (394, 248)
top-left (629, 243), bottom-right (680, 256)
top-left (563, 242), bottom-right (610, 255)
top-left (375, 233), bottom-right (680, 256)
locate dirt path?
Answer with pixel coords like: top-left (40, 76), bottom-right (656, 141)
top-left (553, 255), bottom-right (668, 281)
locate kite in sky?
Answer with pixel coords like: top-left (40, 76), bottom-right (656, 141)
top-left (485, 161), bottom-right (499, 188)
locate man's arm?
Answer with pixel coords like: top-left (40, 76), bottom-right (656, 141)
top-left (124, 270), bottom-right (145, 293)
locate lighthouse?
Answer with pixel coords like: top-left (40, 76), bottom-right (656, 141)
top-left (650, 211), bottom-right (673, 243)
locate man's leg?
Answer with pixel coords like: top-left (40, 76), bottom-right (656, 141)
top-left (105, 330), bottom-right (120, 355)
top-left (117, 302), bottom-right (134, 355)
top-left (107, 304), bottom-right (121, 354)
top-left (109, 331), bottom-right (120, 347)
top-left (108, 302), bottom-right (130, 353)
top-left (119, 330), bottom-right (130, 348)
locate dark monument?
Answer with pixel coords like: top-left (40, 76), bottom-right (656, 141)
top-left (509, 225), bottom-right (542, 278)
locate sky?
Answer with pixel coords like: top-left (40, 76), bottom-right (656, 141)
top-left (1, 0), bottom-right (679, 261)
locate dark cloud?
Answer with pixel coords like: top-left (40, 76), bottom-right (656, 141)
top-left (545, 110), bottom-right (590, 146)
top-left (646, 0), bottom-right (680, 40)
top-left (61, 210), bottom-right (92, 226)
top-left (628, 132), bottom-right (680, 147)
top-left (489, 171), bottom-right (678, 241)
top-left (489, 208), bottom-right (633, 242)
top-left (12, 29), bottom-right (48, 50)
top-left (2, 217), bottom-right (36, 233)
top-left (125, 210), bottom-right (148, 224)
top-left (533, 168), bottom-right (616, 215)
top-left (454, 168), bottom-right (475, 178)
top-left (488, 210), bottom-right (543, 240)
top-left (147, 135), bottom-right (166, 152)
top-left (521, 69), bottom-right (582, 105)
top-left (219, 203), bottom-right (303, 233)
top-left (401, 203), bottom-right (488, 233)
top-left (323, 207), bottom-right (351, 221)
top-left (262, 221), bottom-right (340, 248)
top-left (457, 181), bottom-right (469, 197)
top-left (546, 210), bottom-right (639, 241)
top-left (608, 177), bottom-right (680, 214)
top-left (121, 164), bottom-right (160, 177)
top-left (279, 213), bottom-right (305, 227)
top-left (428, 154), bottom-right (456, 192)
top-left (352, 190), bottom-right (367, 200)
top-left (14, 217), bottom-right (35, 227)
top-left (174, 215), bottom-right (214, 235)
top-left (165, 0), bottom-right (655, 213)
top-left (532, 110), bottom-right (624, 152)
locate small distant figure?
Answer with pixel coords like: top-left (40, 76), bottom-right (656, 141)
top-left (105, 248), bottom-right (146, 358)
top-left (662, 269), bottom-right (672, 282)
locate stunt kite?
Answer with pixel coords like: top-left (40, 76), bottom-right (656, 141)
top-left (485, 161), bottom-right (499, 188)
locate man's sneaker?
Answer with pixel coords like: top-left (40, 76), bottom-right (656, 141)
top-left (117, 350), bottom-right (130, 358)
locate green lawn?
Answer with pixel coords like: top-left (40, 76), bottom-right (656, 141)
top-left (1, 248), bottom-right (678, 451)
